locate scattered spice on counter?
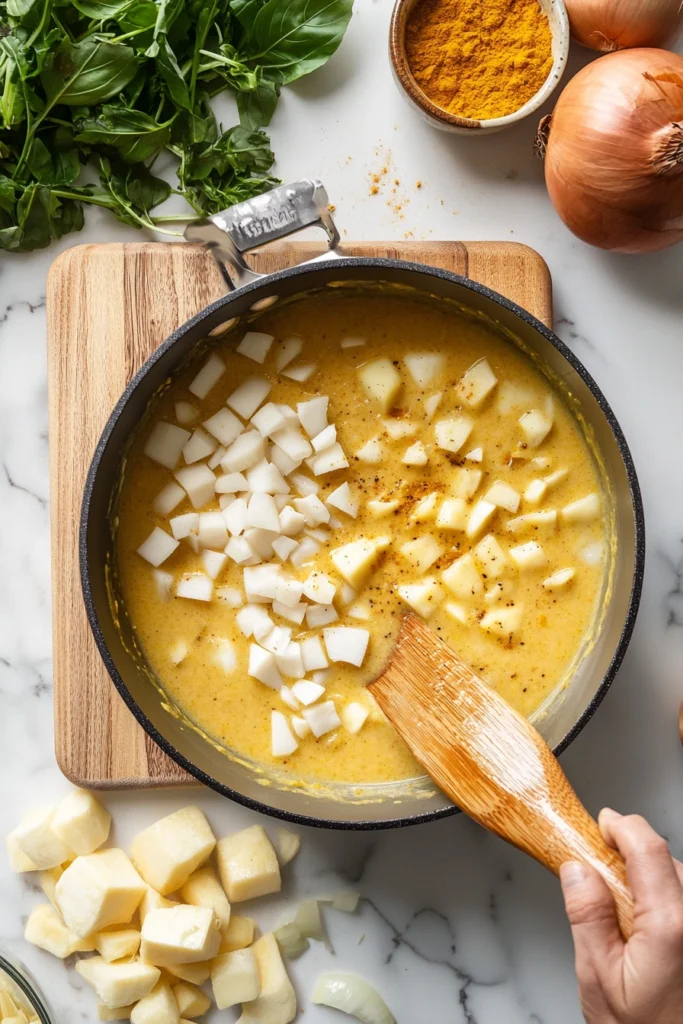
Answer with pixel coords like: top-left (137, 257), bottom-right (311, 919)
top-left (405, 0), bottom-right (554, 120)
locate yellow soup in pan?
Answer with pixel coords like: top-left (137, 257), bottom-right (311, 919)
top-left (115, 287), bottom-right (608, 787)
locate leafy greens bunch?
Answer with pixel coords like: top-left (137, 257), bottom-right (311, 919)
top-left (0, 0), bottom-right (353, 251)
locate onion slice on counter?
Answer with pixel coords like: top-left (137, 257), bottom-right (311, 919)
top-left (312, 973), bottom-right (395, 1024)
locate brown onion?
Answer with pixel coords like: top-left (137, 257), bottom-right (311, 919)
top-left (542, 48), bottom-right (683, 253)
top-left (565, 0), bottom-right (683, 51)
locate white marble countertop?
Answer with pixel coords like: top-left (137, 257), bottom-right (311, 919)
top-left (1, 3), bottom-right (682, 1022)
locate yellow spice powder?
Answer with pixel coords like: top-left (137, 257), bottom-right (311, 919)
top-left (405, 0), bottom-right (554, 120)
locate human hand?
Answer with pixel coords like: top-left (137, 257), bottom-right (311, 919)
top-left (560, 809), bottom-right (683, 1024)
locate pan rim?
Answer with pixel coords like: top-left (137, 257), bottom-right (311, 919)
top-left (79, 257), bottom-right (645, 830)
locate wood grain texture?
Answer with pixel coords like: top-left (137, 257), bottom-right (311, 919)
top-left (47, 239), bottom-right (552, 791)
top-left (370, 614), bottom-right (634, 938)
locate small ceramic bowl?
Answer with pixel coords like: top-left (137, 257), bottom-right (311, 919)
top-left (389, 0), bottom-right (570, 134)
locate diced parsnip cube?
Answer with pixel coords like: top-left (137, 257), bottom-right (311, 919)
top-left (56, 849), bottom-right (146, 937)
top-left (169, 640), bottom-right (189, 667)
top-left (402, 440), bottom-right (428, 466)
top-left (297, 396), bottom-right (328, 437)
top-left (39, 865), bottom-right (64, 907)
top-left (251, 403), bottom-right (287, 439)
top-left (154, 482), bottom-right (185, 516)
top-left (466, 500), bottom-right (497, 539)
top-left (465, 446), bottom-right (483, 462)
top-left (138, 888), bottom-right (177, 925)
top-left (209, 445), bottom-right (227, 470)
top-left (561, 493), bottom-right (600, 523)
top-left (153, 569), bottom-right (174, 601)
top-left (341, 702), bottom-right (370, 735)
top-left (248, 646), bottom-right (283, 689)
top-left (202, 407), bottom-right (243, 447)
top-left (383, 418), bottom-right (417, 440)
top-left (202, 550), bottom-right (228, 580)
top-left (423, 392), bottom-right (442, 420)
top-left (506, 510), bottom-right (557, 535)
top-left (543, 567), bottom-right (576, 589)
top-left (220, 915), bottom-right (255, 952)
top-left (276, 831), bottom-right (300, 866)
top-left (271, 427), bottom-right (312, 463)
top-left (454, 358), bottom-right (498, 408)
top-left (410, 492), bottom-right (439, 522)
top-left (189, 354), bottom-right (225, 400)
top-left (444, 602), bottom-right (469, 625)
top-left (222, 431), bottom-right (267, 474)
top-left (399, 536), bottom-right (443, 572)
top-left (130, 806), bottom-right (216, 896)
top-left (172, 982), bottom-right (211, 1019)
top-left (442, 553), bottom-right (483, 598)
top-left (95, 928), bottom-right (141, 963)
top-left (452, 468), bottom-right (482, 500)
top-left (403, 352), bottom-right (444, 388)
top-left (306, 442), bottom-right (349, 476)
top-left (164, 963), bottom-right (210, 986)
top-left (197, 510), bottom-right (228, 549)
top-left (8, 806), bottom-right (71, 870)
top-left (138, 528), bottom-right (179, 568)
top-left (509, 541), bottom-right (548, 571)
top-left (98, 1004), bottom-right (135, 1021)
top-left (170, 512), bottom-right (199, 541)
top-left (355, 437), bottom-right (384, 463)
top-left (271, 712), bottom-right (298, 757)
top-left (227, 378), bottom-right (271, 420)
top-left (524, 478), bottom-right (547, 504)
top-left (75, 958), bottom-right (160, 1010)
top-left (50, 786), bottom-right (110, 860)
top-left (282, 362), bottom-right (316, 382)
top-left (291, 716), bottom-right (311, 739)
top-left (484, 480), bottom-right (520, 513)
top-left (480, 605), bottom-right (523, 639)
top-left (311, 424), bottom-right (336, 453)
top-left (237, 933), bottom-right (296, 1024)
top-left (183, 428), bottom-right (217, 465)
top-left (217, 826), bottom-right (281, 903)
top-left (144, 423), bottom-right (191, 470)
top-left (180, 866), bottom-right (231, 930)
top-left (436, 498), bottom-right (467, 531)
top-left (237, 331), bottom-right (274, 364)
top-left (301, 636), bottom-right (328, 672)
top-left (293, 495), bottom-right (329, 527)
top-left (518, 409), bottom-right (553, 447)
top-left (174, 465), bottom-right (216, 509)
top-left (323, 628), bottom-right (370, 667)
top-left (177, 574), bottom-right (213, 602)
top-left (367, 499), bottom-right (399, 517)
top-left (358, 359), bottom-right (402, 412)
top-left (398, 578), bottom-right (444, 619)
top-left (140, 906), bottom-right (221, 966)
top-left (302, 571), bottom-right (335, 604)
top-left (473, 534), bottom-right (508, 578)
top-left (130, 982), bottom-right (179, 1024)
top-left (25, 903), bottom-right (92, 958)
top-left (326, 482), bottom-right (358, 518)
top-left (484, 579), bottom-right (516, 604)
top-left (544, 467), bottom-right (569, 489)
top-left (434, 415), bottom-right (474, 454)
top-left (175, 401), bottom-right (198, 425)
top-left (275, 337), bottom-right (303, 372)
top-left (6, 833), bottom-right (38, 873)
top-left (212, 948), bottom-right (260, 1010)
top-left (330, 537), bottom-right (390, 590)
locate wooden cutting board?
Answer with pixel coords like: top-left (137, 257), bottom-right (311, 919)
top-left (47, 240), bottom-right (552, 790)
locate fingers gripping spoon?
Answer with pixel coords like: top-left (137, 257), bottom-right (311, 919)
top-left (369, 613), bottom-right (634, 938)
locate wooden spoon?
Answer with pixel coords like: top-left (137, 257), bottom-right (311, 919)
top-left (369, 613), bottom-right (634, 938)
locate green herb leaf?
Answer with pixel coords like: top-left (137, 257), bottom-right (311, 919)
top-left (70, 0), bottom-right (130, 19)
top-left (26, 126), bottom-right (81, 184)
top-left (237, 75), bottom-right (278, 128)
top-left (74, 104), bottom-right (173, 162)
top-left (41, 38), bottom-right (139, 106)
top-left (245, 0), bottom-right (353, 85)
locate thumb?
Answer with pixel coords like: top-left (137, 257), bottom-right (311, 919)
top-left (560, 861), bottom-right (624, 963)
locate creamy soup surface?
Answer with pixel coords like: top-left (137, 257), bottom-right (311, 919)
top-left (116, 287), bottom-right (607, 787)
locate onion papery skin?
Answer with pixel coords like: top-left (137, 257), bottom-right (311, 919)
top-left (544, 48), bottom-right (683, 253)
top-left (565, 0), bottom-right (683, 52)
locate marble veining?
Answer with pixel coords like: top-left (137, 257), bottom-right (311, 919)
top-left (1, 3), bottom-right (682, 1022)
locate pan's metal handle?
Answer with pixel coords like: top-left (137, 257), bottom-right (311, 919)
top-left (184, 179), bottom-right (340, 289)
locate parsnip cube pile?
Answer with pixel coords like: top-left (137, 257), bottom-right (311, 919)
top-left (138, 328), bottom-right (604, 737)
top-left (8, 793), bottom-right (311, 1024)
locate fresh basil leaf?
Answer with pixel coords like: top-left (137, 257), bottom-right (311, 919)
top-left (237, 74), bottom-right (278, 128)
top-left (70, 0), bottom-right (129, 18)
top-left (6, 0), bottom-right (42, 22)
top-left (246, 0), bottom-right (353, 84)
top-left (74, 104), bottom-right (172, 162)
top-left (116, 0), bottom-right (157, 34)
top-left (184, 124), bottom-right (273, 181)
top-left (0, 175), bottom-right (18, 215)
top-left (96, 153), bottom-right (170, 227)
top-left (152, 35), bottom-right (191, 109)
top-left (172, 92), bottom-right (216, 147)
top-left (0, 225), bottom-right (23, 251)
top-left (41, 38), bottom-right (138, 106)
top-left (229, 0), bottom-right (266, 34)
top-left (181, 171), bottom-right (277, 215)
top-left (26, 127), bottom-right (81, 184)
top-left (13, 181), bottom-right (84, 250)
